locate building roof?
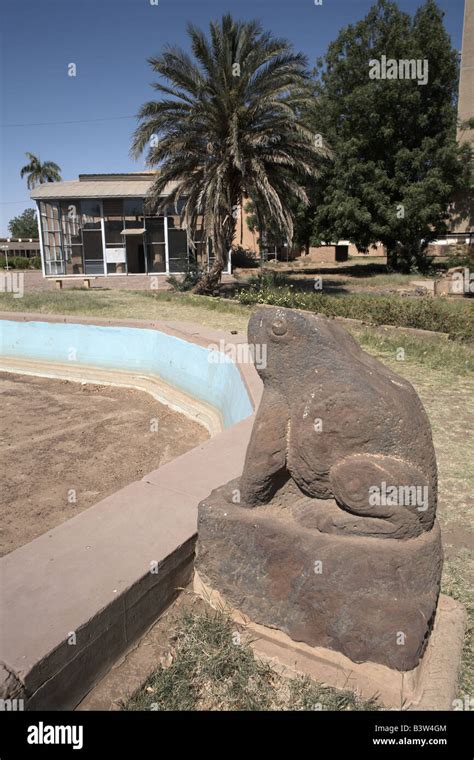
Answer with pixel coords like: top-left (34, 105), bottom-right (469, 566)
top-left (0, 240), bottom-right (40, 250)
top-left (78, 172), bottom-right (158, 181)
top-left (30, 173), bottom-right (177, 200)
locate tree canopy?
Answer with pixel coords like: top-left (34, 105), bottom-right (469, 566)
top-left (20, 152), bottom-right (62, 190)
top-left (131, 14), bottom-right (324, 291)
top-left (8, 208), bottom-right (39, 238)
top-left (308, 0), bottom-right (470, 271)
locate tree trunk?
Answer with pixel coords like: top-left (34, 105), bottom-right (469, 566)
top-left (192, 257), bottom-right (224, 295)
top-left (257, 209), bottom-right (264, 278)
top-left (386, 245), bottom-right (399, 272)
top-left (192, 204), bottom-right (235, 295)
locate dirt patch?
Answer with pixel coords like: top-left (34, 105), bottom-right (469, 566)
top-left (0, 372), bottom-right (209, 556)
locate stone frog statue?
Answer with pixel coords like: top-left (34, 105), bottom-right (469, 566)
top-left (239, 306), bottom-right (438, 539)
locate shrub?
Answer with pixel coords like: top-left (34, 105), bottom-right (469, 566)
top-left (30, 256), bottom-right (42, 269)
top-left (236, 284), bottom-right (473, 341)
top-left (246, 270), bottom-right (292, 289)
top-left (167, 258), bottom-right (204, 291)
top-left (445, 244), bottom-right (474, 270)
top-left (3, 256), bottom-right (31, 270)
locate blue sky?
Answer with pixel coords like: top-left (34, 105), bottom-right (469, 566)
top-left (0, 0), bottom-right (466, 235)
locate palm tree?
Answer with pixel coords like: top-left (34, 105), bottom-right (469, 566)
top-left (131, 14), bottom-right (325, 293)
top-left (20, 153), bottom-right (62, 190)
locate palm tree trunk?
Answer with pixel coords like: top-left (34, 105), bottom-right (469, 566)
top-left (256, 207), bottom-right (264, 277)
top-left (192, 206), bottom-right (235, 295)
top-left (192, 257), bottom-right (224, 294)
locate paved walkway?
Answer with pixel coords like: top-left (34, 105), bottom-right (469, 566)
top-left (5, 270), bottom-right (236, 293)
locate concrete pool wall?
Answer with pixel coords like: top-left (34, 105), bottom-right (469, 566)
top-left (0, 312), bottom-right (262, 710)
top-left (0, 318), bottom-right (253, 430)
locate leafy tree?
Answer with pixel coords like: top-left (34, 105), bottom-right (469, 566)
top-left (131, 14), bottom-right (323, 293)
top-left (8, 208), bottom-right (39, 238)
top-left (244, 199), bottom-right (283, 257)
top-left (20, 152), bottom-right (62, 190)
top-left (310, 0), bottom-right (470, 272)
top-left (245, 189), bottom-right (320, 259)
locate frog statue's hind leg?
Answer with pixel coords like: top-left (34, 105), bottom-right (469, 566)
top-left (328, 453), bottom-right (435, 539)
top-left (239, 389), bottom-right (290, 507)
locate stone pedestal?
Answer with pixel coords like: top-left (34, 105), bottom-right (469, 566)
top-left (193, 571), bottom-right (466, 710)
top-left (196, 481), bottom-right (443, 672)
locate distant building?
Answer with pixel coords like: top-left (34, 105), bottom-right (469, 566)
top-left (449, 0), bottom-right (473, 242)
top-left (458, 0), bottom-right (473, 144)
top-left (0, 238), bottom-right (40, 259)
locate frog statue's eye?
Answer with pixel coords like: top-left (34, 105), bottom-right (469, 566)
top-left (272, 317), bottom-right (287, 336)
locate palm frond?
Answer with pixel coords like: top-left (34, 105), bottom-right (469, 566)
top-left (132, 14), bottom-right (327, 267)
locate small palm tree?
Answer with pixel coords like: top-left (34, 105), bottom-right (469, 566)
top-left (20, 152), bottom-right (62, 190)
top-left (132, 14), bottom-right (324, 293)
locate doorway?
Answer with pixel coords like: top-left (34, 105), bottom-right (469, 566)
top-left (126, 237), bottom-right (146, 273)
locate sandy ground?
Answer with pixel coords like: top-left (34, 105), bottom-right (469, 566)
top-left (0, 372), bottom-right (208, 556)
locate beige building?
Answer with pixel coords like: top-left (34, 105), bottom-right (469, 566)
top-left (450, 0), bottom-right (474, 238)
top-left (458, 0), bottom-right (474, 139)
top-left (31, 173), bottom-right (236, 277)
top-left (0, 238), bottom-right (40, 259)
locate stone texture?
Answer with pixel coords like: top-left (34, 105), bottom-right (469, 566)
top-left (0, 662), bottom-right (25, 702)
top-left (196, 306), bottom-right (444, 671)
top-left (197, 482), bottom-right (442, 671)
top-left (239, 307), bottom-right (438, 534)
top-left (194, 573), bottom-right (466, 711)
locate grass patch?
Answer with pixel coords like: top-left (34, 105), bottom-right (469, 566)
top-left (344, 272), bottom-right (428, 288)
top-left (442, 553), bottom-right (474, 698)
top-left (125, 607), bottom-right (379, 711)
top-left (353, 328), bottom-right (474, 376)
top-left (0, 289), bottom-right (251, 333)
top-left (236, 285), bottom-right (473, 341)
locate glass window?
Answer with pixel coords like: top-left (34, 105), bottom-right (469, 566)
top-left (165, 199), bottom-right (186, 216)
top-left (69, 244), bottom-right (84, 274)
top-left (61, 200), bottom-right (80, 226)
top-left (124, 198), bottom-right (144, 230)
top-left (145, 217), bottom-right (165, 244)
top-left (167, 215), bottom-right (181, 230)
top-left (81, 200), bottom-right (101, 230)
top-left (147, 244), bottom-right (166, 273)
top-left (40, 201), bottom-right (61, 232)
top-left (105, 220), bottom-right (124, 246)
top-left (168, 228), bottom-right (188, 272)
top-left (103, 199), bottom-right (123, 217)
top-left (123, 198), bottom-right (144, 217)
top-left (103, 199), bottom-right (124, 245)
top-left (83, 230), bottom-right (103, 259)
